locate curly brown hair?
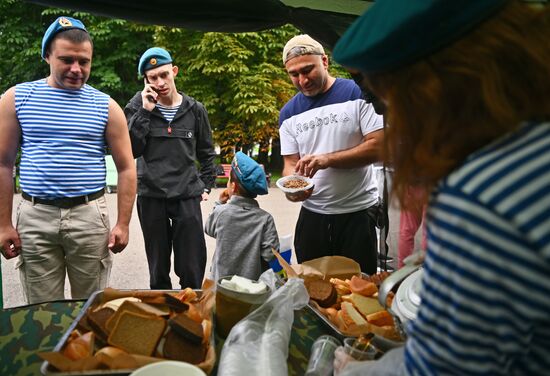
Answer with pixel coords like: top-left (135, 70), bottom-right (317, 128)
top-left (366, 1), bottom-right (550, 209)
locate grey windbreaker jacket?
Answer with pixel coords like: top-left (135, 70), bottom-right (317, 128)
top-left (125, 91), bottom-right (216, 199)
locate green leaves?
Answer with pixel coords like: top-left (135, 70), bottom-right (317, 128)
top-left (155, 26), bottom-right (299, 163)
top-left (1, 1), bottom-right (351, 170)
top-left (0, 1), bottom-right (155, 104)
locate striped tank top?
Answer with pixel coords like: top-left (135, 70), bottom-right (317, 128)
top-left (404, 121), bottom-right (550, 375)
top-left (15, 79), bottom-right (109, 199)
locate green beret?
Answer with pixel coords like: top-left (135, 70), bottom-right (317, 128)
top-left (231, 152), bottom-right (268, 197)
top-left (333, 0), bottom-right (509, 74)
top-left (41, 16), bottom-right (88, 59)
top-left (138, 47), bottom-right (173, 76)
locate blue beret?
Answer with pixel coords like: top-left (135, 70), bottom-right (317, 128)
top-left (333, 0), bottom-right (508, 74)
top-left (231, 152), bottom-right (268, 197)
top-left (138, 47), bottom-right (173, 76)
top-left (41, 16), bottom-right (88, 59)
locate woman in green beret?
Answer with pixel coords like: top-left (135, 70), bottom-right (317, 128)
top-left (333, 0), bottom-right (550, 375)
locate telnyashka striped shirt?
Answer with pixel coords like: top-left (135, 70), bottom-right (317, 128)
top-left (156, 102), bottom-right (179, 123)
top-left (404, 121), bottom-right (550, 375)
top-left (15, 79), bottom-right (109, 198)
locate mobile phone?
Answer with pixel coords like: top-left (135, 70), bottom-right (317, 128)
top-left (144, 78), bottom-right (157, 104)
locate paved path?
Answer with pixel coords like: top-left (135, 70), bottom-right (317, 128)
top-left (1, 188), bottom-right (404, 308)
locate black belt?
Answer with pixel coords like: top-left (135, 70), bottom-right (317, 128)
top-left (22, 189), bottom-right (105, 209)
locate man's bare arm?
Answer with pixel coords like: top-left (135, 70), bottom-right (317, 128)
top-left (0, 87), bottom-right (22, 259)
top-left (295, 129), bottom-right (384, 178)
top-left (105, 98), bottom-right (137, 253)
top-left (283, 154), bottom-right (300, 177)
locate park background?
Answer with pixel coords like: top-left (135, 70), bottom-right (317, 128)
top-left (0, 0), bottom-right (413, 308)
top-left (0, 0), bottom-right (353, 174)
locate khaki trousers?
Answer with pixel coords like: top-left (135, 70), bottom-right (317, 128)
top-left (15, 196), bottom-right (112, 304)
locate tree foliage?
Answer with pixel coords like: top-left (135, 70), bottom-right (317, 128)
top-left (154, 26), bottom-right (299, 164)
top-left (1, 0), bottom-right (353, 170)
top-left (0, 0), bottom-right (155, 104)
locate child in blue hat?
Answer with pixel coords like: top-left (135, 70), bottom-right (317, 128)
top-left (204, 152), bottom-right (279, 282)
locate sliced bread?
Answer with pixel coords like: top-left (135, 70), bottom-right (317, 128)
top-left (349, 275), bottom-right (378, 297)
top-left (87, 307), bottom-right (115, 342)
top-left (341, 301), bottom-right (368, 327)
top-left (107, 311), bottom-right (166, 356)
top-left (105, 300), bottom-right (168, 332)
top-left (348, 293), bottom-right (385, 318)
top-left (168, 312), bottom-right (204, 344)
top-left (366, 310), bottom-right (394, 327)
top-left (162, 330), bottom-right (206, 364)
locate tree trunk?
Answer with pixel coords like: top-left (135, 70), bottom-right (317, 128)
top-left (269, 138), bottom-right (283, 172)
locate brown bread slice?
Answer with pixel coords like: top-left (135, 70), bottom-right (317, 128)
top-left (105, 300), bottom-right (168, 332)
top-left (168, 312), bottom-right (204, 344)
top-left (162, 330), bottom-right (206, 364)
top-left (87, 307), bottom-right (115, 342)
top-left (107, 311), bottom-right (166, 356)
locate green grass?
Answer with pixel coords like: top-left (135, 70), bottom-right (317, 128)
top-left (270, 171), bottom-right (282, 185)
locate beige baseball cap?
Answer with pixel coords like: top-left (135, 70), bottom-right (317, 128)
top-left (282, 34), bottom-right (325, 64)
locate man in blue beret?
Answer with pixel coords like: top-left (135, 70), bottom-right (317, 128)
top-left (279, 34), bottom-right (384, 275)
top-left (333, 1), bottom-right (550, 375)
top-left (0, 16), bottom-right (137, 304)
top-left (205, 151), bottom-right (278, 284)
top-left (125, 47), bottom-right (216, 289)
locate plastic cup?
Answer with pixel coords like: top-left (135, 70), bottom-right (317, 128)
top-left (343, 337), bottom-right (377, 361)
top-left (305, 335), bottom-right (341, 376)
top-left (215, 275), bottom-right (271, 338)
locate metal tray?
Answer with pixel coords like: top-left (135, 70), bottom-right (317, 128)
top-left (306, 303), bottom-right (403, 352)
top-left (306, 302), bottom-right (404, 354)
top-left (306, 301), bottom-right (350, 342)
top-left (40, 289), bottom-right (203, 376)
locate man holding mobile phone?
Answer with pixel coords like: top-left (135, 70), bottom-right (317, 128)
top-left (124, 47), bottom-right (216, 289)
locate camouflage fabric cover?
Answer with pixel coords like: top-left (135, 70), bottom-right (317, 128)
top-left (0, 300), bottom-right (331, 376)
top-left (288, 307), bottom-right (333, 375)
top-left (0, 300), bottom-right (84, 376)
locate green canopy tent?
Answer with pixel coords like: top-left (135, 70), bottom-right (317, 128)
top-left (26, 0), bottom-right (373, 48)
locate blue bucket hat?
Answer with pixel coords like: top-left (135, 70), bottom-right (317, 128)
top-left (333, 0), bottom-right (508, 74)
top-left (41, 16), bottom-right (88, 59)
top-left (231, 152), bottom-right (268, 197)
top-left (138, 47), bottom-right (173, 76)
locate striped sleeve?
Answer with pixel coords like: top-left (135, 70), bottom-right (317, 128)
top-left (404, 122), bottom-right (550, 376)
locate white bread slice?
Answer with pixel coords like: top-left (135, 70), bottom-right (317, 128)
top-left (349, 293), bottom-right (385, 318)
top-left (341, 301), bottom-right (368, 327)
